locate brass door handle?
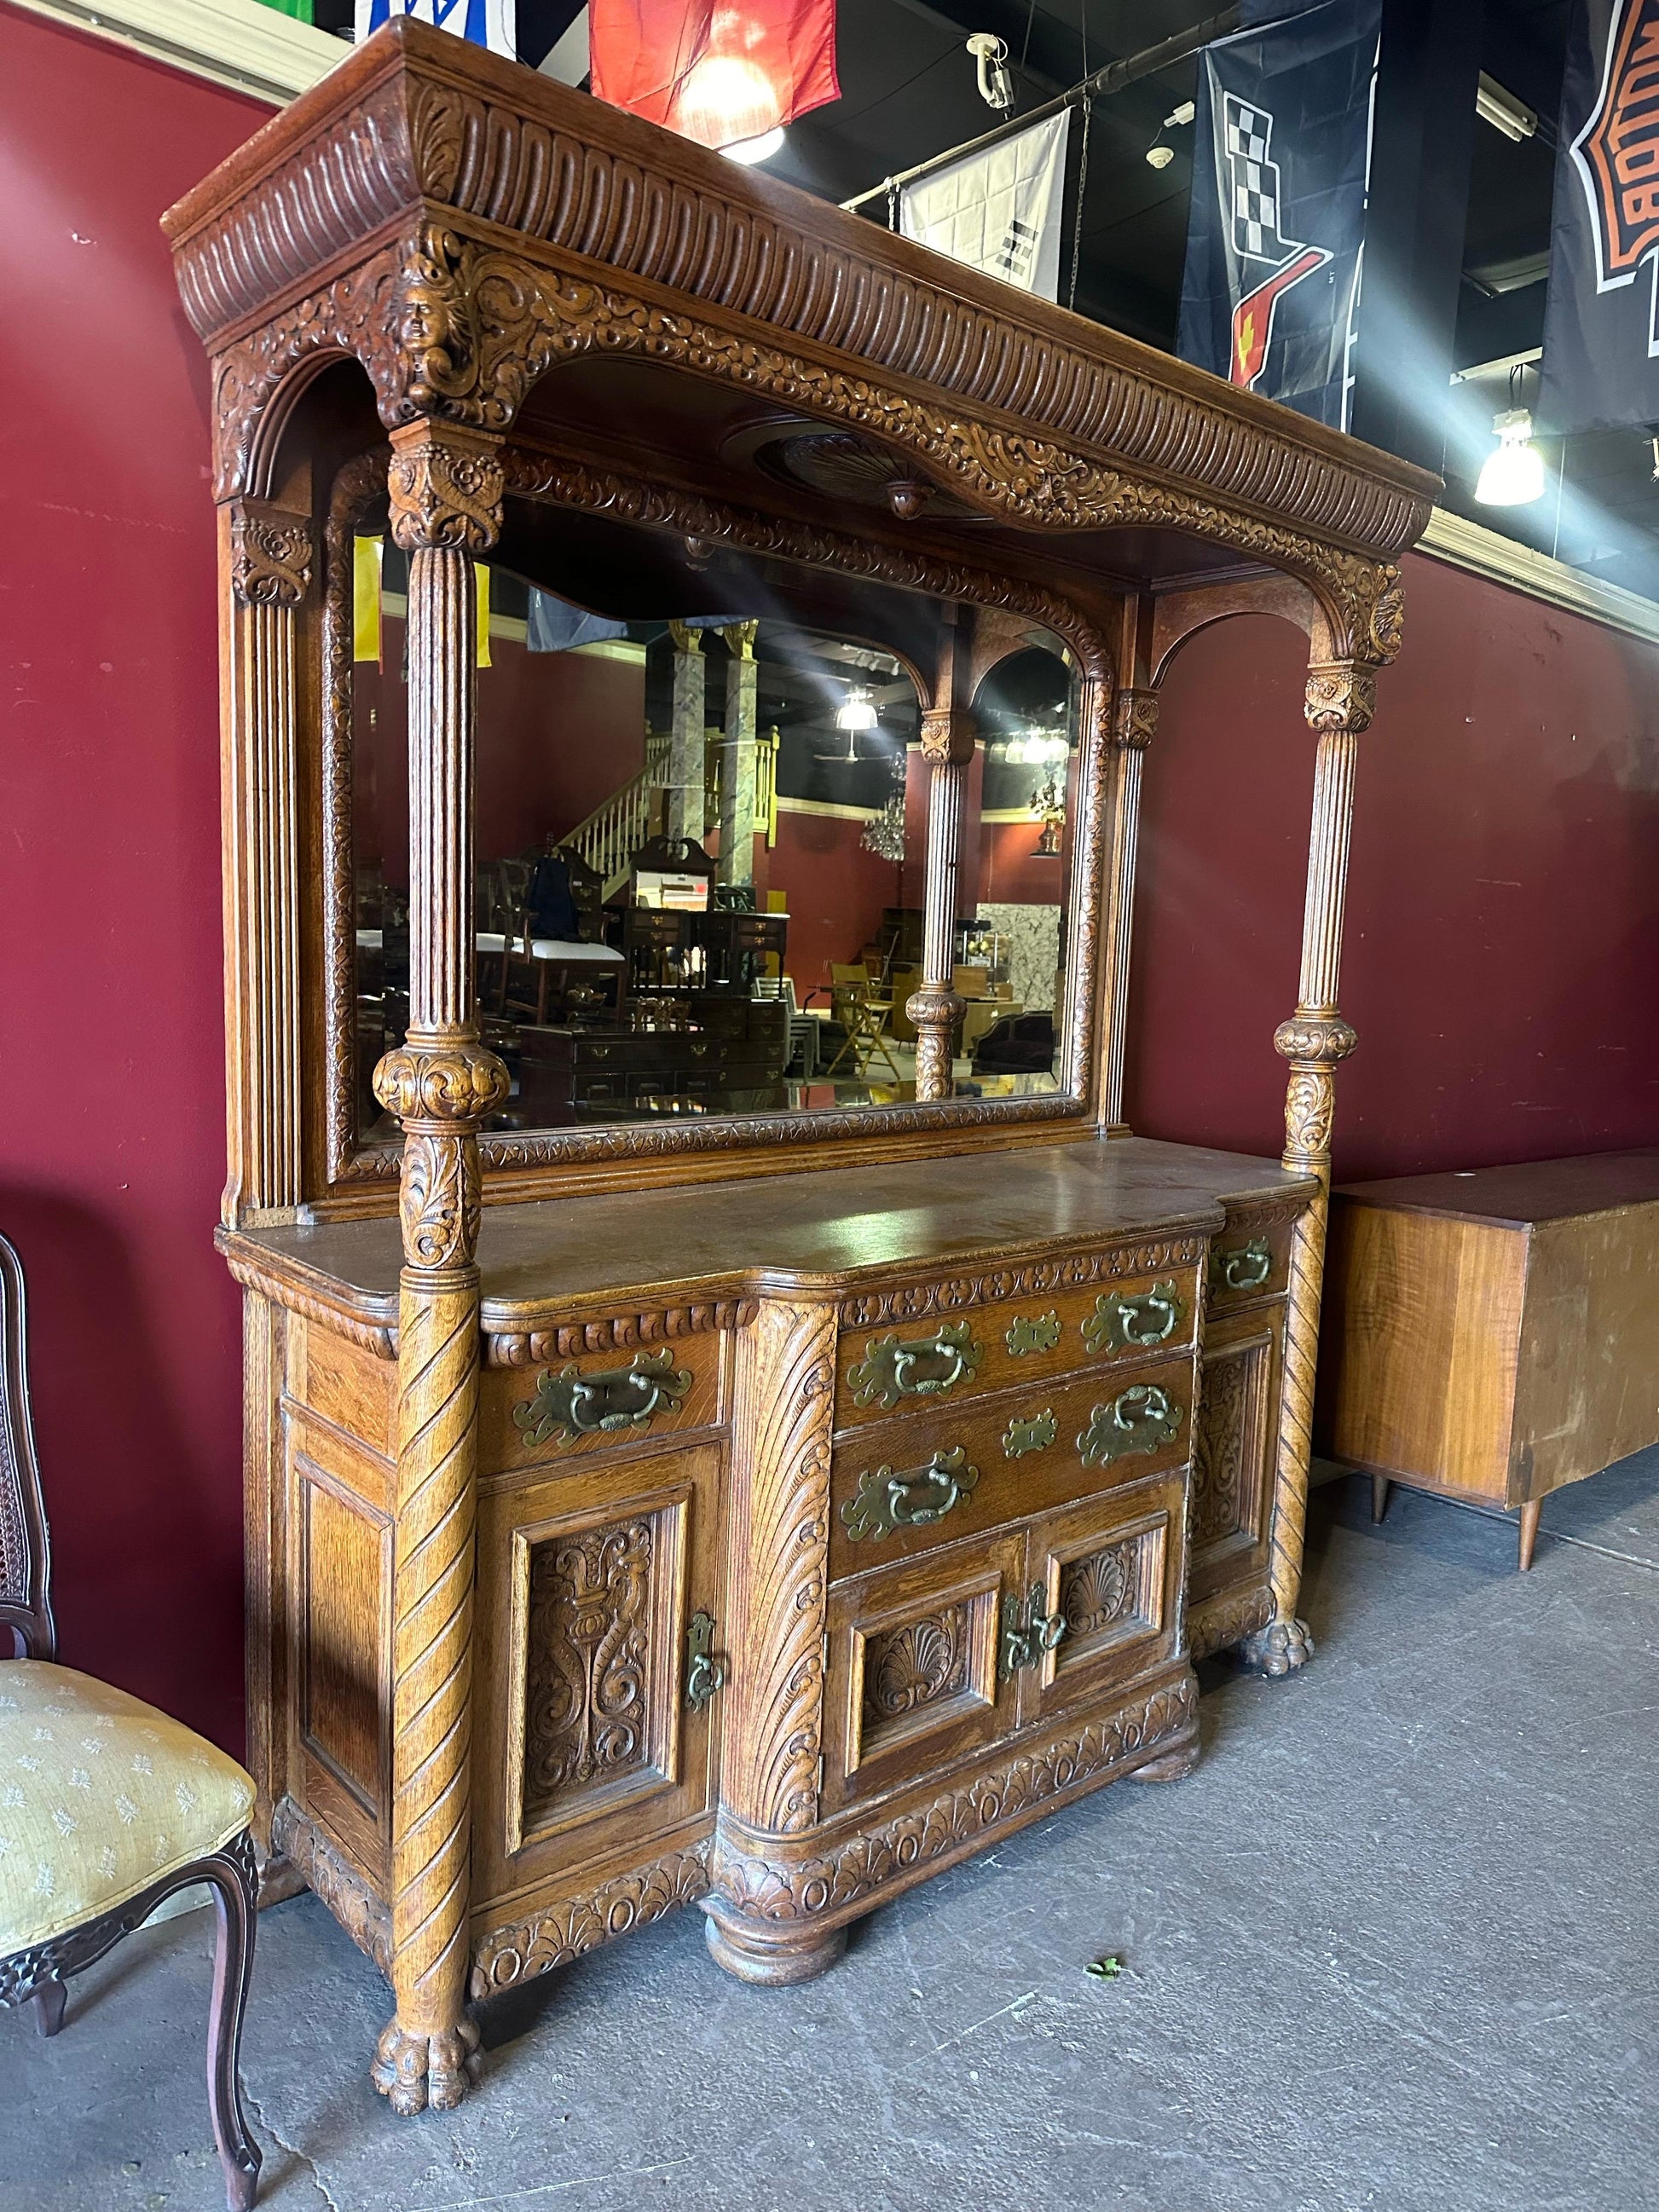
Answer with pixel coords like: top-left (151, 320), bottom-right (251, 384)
top-left (1083, 1281), bottom-right (1184, 1355)
top-left (1077, 1383), bottom-right (1182, 1469)
top-left (847, 1320), bottom-right (983, 1410)
top-left (841, 1447), bottom-right (980, 1541)
top-left (999, 1583), bottom-right (1067, 1679)
top-left (513, 1348), bottom-right (692, 1447)
top-left (1211, 1238), bottom-right (1273, 1293)
top-left (685, 1611), bottom-right (725, 1712)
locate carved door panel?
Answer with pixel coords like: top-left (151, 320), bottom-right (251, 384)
top-left (473, 1442), bottom-right (723, 1907)
top-left (820, 1533), bottom-right (1026, 1816)
top-left (1018, 1470), bottom-right (1186, 1728)
top-left (1188, 1305), bottom-right (1281, 1607)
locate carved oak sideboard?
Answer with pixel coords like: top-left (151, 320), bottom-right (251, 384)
top-left (167, 20), bottom-right (1435, 2116)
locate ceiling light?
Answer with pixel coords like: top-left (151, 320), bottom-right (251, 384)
top-left (1146, 143), bottom-right (1176, 170)
top-left (722, 126), bottom-right (785, 165)
top-left (1476, 72), bottom-right (1536, 142)
top-left (678, 50), bottom-right (783, 153)
top-left (966, 32), bottom-right (1013, 112)
top-left (836, 689), bottom-right (878, 731)
top-left (1475, 408), bottom-right (1545, 505)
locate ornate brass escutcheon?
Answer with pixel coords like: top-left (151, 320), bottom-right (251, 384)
top-left (685, 1610), bottom-right (725, 1712)
top-left (841, 1446), bottom-right (981, 1542)
top-left (513, 1347), bottom-right (693, 1447)
top-left (1210, 1237), bottom-right (1274, 1294)
top-left (1004, 1308), bottom-right (1062, 1357)
top-left (998, 1582), bottom-right (1066, 1680)
top-left (847, 1320), bottom-right (983, 1410)
top-left (1002, 1408), bottom-right (1057, 1458)
top-left (1077, 1384), bottom-right (1182, 1469)
top-left (1082, 1281), bottom-right (1185, 1357)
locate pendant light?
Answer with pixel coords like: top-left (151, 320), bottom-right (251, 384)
top-left (1476, 367), bottom-right (1546, 507)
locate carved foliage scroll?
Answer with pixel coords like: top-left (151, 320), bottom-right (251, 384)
top-left (523, 1519), bottom-right (655, 1828)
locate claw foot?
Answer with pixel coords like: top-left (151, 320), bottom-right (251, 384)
top-left (1240, 1615), bottom-right (1315, 1678)
top-left (371, 2015), bottom-right (483, 2115)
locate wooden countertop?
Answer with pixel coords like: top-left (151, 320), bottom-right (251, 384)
top-left (221, 1136), bottom-right (1314, 1332)
top-left (1336, 1149), bottom-right (1659, 1230)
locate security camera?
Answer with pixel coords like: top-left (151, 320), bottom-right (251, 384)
top-left (966, 32), bottom-right (1013, 112)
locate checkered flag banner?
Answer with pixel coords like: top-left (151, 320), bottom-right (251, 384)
top-left (899, 110), bottom-right (1073, 302)
top-left (1176, 0), bottom-right (1379, 430)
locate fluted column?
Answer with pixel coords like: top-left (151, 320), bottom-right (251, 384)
top-left (906, 703), bottom-right (975, 1099)
top-left (368, 422), bottom-right (509, 2115)
top-left (1242, 657), bottom-right (1373, 1678)
top-left (668, 619), bottom-right (707, 843)
top-left (223, 500), bottom-right (312, 1224)
top-left (717, 620), bottom-right (759, 887)
top-left (1097, 688), bottom-right (1158, 1131)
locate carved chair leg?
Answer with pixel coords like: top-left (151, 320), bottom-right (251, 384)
top-left (1518, 1498), bottom-right (1542, 1574)
top-left (32, 1973), bottom-right (66, 2036)
top-left (1372, 1474), bottom-right (1391, 1525)
top-left (203, 1836), bottom-right (263, 2212)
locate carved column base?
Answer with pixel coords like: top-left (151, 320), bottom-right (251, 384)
top-left (1240, 1615), bottom-right (1315, 1678)
top-left (371, 2014), bottom-right (483, 2116)
top-left (702, 1908), bottom-right (848, 1987)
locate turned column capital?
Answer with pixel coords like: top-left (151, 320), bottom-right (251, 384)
top-left (387, 421), bottom-right (504, 553)
top-left (920, 704), bottom-right (977, 763)
top-left (1109, 688), bottom-right (1159, 750)
top-left (1273, 1014), bottom-right (1358, 1066)
top-left (229, 500), bottom-right (313, 607)
top-left (1304, 659), bottom-right (1377, 735)
top-left (373, 1035), bottom-right (512, 1127)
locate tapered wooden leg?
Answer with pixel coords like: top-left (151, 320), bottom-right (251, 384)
top-left (1518, 1498), bottom-right (1542, 1574)
top-left (31, 1974), bottom-right (66, 2036)
top-left (203, 1837), bottom-right (263, 2212)
top-left (1372, 1474), bottom-right (1391, 1524)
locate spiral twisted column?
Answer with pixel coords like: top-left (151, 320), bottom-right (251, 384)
top-left (906, 703), bottom-right (975, 1100)
top-left (1243, 659), bottom-right (1373, 1678)
top-left (1098, 689), bottom-right (1158, 1131)
top-left (369, 422), bottom-right (509, 2113)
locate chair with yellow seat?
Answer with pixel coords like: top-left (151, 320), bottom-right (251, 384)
top-left (0, 1233), bottom-right (263, 2211)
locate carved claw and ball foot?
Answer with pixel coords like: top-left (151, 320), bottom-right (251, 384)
top-left (371, 2016), bottom-right (483, 2115)
top-left (1240, 1616), bottom-right (1315, 1678)
top-left (1125, 1731), bottom-right (1199, 1784)
top-left (702, 1910), bottom-right (848, 1987)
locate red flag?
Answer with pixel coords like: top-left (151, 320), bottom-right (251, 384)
top-left (591, 1), bottom-right (839, 152)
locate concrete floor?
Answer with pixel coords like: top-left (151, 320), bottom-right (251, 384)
top-left (4, 1459), bottom-right (1656, 2212)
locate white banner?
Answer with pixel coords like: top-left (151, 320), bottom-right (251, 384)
top-left (356, 0), bottom-right (516, 61)
top-left (899, 109), bottom-right (1072, 301)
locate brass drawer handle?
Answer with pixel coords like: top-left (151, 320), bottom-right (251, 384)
top-left (1083, 1281), bottom-right (1184, 1356)
top-left (685, 1610), bottom-right (725, 1712)
top-left (513, 1347), bottom-right (692, 1447)
top-left (1077, 1384), bottom-right (1182, 1469)
top-left (999, 1582), bottom-right (1066, 1679)
top-left (1005, 1308), bottom-right (1061, 1356)
top-left (847, 1320), bottom-right (982, 1411)
top-left (1003, 1408), bottom-right (1057, 1458)
top-left (841, 1447), bottom-right (980, 1542)
top-left (1211, 1237), bottom-right (1273, 1293)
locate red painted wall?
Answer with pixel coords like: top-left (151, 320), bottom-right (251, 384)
top-left (0, 6), bottom-right (271, 1749)
top-left (1124, 549), bottom-right (1659, 1176)
top-left (769, 808), bottom-right (902, 995)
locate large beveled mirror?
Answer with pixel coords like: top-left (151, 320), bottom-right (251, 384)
top-left (335, 462), bottom-right (1097, 1170)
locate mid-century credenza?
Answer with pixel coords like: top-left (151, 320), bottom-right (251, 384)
top-left (165, 20), bottom-right (1435, 2116)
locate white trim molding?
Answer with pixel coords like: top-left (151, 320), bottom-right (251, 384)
top-left (6, 0), bottom-right (346, 103)
top-left (1419, 506), bottom-right (1659, 650)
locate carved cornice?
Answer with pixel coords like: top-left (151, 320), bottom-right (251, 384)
top-left (230, 504), bottom-right (313, 606)
top-left (485, 1300), bottom-right (756, 1367)
top-left (470, 1844), bottom-right (710, 1997)
top-left (708, 1672), bottom-right (1195, 1927)
top-left (166, 23), bottom-right (1434, 576)
top-left (837, 1236), bottom-right (1209, 1328)
top-left (1304, 661), bottom-right (1377, 734)
top-left (270, 1797), bottom-right (392, 1975)
top-left (919, 706), bottom-right (977, 765)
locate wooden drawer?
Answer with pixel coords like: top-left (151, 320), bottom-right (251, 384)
top-left (827, 1352), bottom-right (1194, 1582)
top-left (481, 1336), bottom-right (723, 1473)
top-left (834, 1265), bottom-right (1201, 1434)
top-left (1206, 1203), bottom-right (1300, 1310)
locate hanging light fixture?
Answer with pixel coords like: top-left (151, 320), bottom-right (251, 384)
top-left (1475, 365), bottom-right (1546, 506)
top-left (835, 687), bottom-right (878, 732)
top-left (677, 45), bottom-right (786, 164)
top-left (966, 31), bottom-right (1013, 111)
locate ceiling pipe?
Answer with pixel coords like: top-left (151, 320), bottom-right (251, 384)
top-left (840, 6), bottom-right (1242, 214)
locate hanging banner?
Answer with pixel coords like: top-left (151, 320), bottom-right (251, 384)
top-left (356, 0), bottom-right (515, 60)
top-left (899, 109), bottom-right (1072, 302)
top-left (1176, 0), bottom-right (1380, 430)
top-left (1541, 0), bottom-right (1659, 433)
top-left (591, 0), bottom-right (838, 150)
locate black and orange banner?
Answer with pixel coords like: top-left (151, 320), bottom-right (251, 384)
top-left (1542, 0), bottom-right (1659, 432)
top-left (1176, 0), bottom-right (1380, 431)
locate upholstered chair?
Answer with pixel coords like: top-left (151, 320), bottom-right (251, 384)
top-left (0, 1233), bottom-right (262, 2211)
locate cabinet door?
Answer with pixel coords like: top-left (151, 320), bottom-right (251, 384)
top-left (473, 1441), bottom-right (723, 1907)
top-left (1019, 1469), bottom-right (1186, 1727)
top-left (1189, 1305), bottom-right (1281, 1607)
top-left (821, 1533), bottom-right (1026, 1817)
